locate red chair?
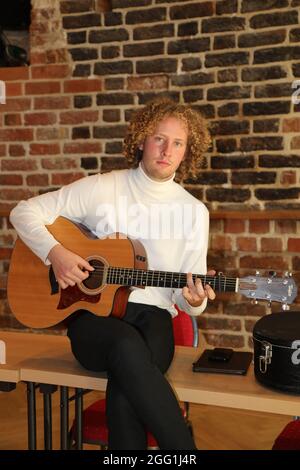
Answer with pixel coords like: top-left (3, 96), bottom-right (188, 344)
top-left (272, 419), bottom-right (300, 450)
top-left (69, 306), bottom-right (198, 449)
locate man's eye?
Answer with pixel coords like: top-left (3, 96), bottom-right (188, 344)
top-left (175, 142), bottom-right (182, 147)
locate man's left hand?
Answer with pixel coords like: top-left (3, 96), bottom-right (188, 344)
top-left (182, 270), bottom-right (216, 308)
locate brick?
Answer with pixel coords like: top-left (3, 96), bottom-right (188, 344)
top-left (203, 334), bottom-right (244, 348)
top-left (133, 24), bottom-right (174, 40)
top-left (215, 139), bottom-right (237, 153)
top-left (250, 11), bottom-right (298, 29)
top-left (211, 155), bottom-right (254, 169)
top-left (93, 125), bottom-right (127, 139)
top-left (259, 154), bottom-right (300, 167)
top-left (51, 173), bottom-right (85, 185)
top-left (224, 220), bottom-right (245, 233)
top-left (254, 46), bottom-right (300, 64)
top-left (34, 97), bottom-right (71, 110)
top-left (124, 42), bottom-right (164, 57)
top-left (137, 91), bottom-right (179, 105)
top-left (101, 156), bottom-right (128, 171)
top-left (168, 38), bottom-right (210, 55)
top-left (0, 67), bottom-right (29, 81)
top-left (41, 158), bottom-right (78, 170)
top-left (288, 239), bottom-right (300, 251)
top-left (184, 172), bottom-right (227, 185)
top-left (291, 136), bottom-right (300, 149)
top-left (62, 13), bottom-right (101, 29)
top-left (280, 171), bottom-right (296, 185)
top-left (136, 58), bottom-right (177, 75)
top-left (74, 96), bottom-right (92, 108)
top-left (237, 237), bottom-right (257, 251)
top-left (206, 188), bottom-right (250, 202)
top-left (112, 0), bottom-right (151, 7)
top-left (178, 22), bottom-right (198, 37)
top-left (59, 111), bottom-right (99, 125)
top-left (0, 188), bottom-right (35, 201)
top-left (103, 109), bottom-right (120, 122)
top-left (255, 83), bottom-right (292, 98)
top-left (244, 135), bottom-right (284, 152)
top-left (239, 29), bottom-right (286, 48)
top-left (6, 83), bottom-right (22, 97)
top-left (102, 46), bottom-right (120, 59)
top-left (81, 157), bottom-right (99, 170)
top-left (126, 7), bottom-right (166, 24)
top-left (241, 0), bottom-right (288, 13)
top-left (255, 188), bottom-right (300, 200)
top-left (69, 48), bottom-right (98, 62)
top-left (283, 118), bottom-right (300, 132)
top-left (240, 255), bottom-right (288, 270)
top-left (183, 89), bottom-right (203, 103)
top-left (202, 17), bottom-right (245, 33)
top-left (253, 119), bottom-right (279, 133)
top-left (231, 171), bottom-right (276, 185)
top-left (105, 78), bottom-right (124, 90)
top-left (0, 174), bottom-right (23, 185)
top-left (223, 301), bottom-right (265, 317)
top-left (249, 220), bottom-right (270, 233)
top-left (105, 142), bottom-right (123, 154)
top-left (171, 72), bottom-right (214, 87)
top-left (73, 65), bottom-right (91, 77)
top-left (30, 143), bottom-right (60, 155)
top-left (261, 237), bottom-right (283, 252)
top-left (182, 58), bottom-right (202, 72)
top-left (4, 114), bottom-right (22, 126)
top-left (24, 113), bottom-right (57, 126)
top-left (0, 98), bottom-right (31, 113)
top-left (104, 12), bottom-right (122, 26)
top-left (212, 120), bottom-right (249, 136)
top-left (94, 60), bottom-right (133, 75)
top-left (64, 142), bottom-right (102, 154)
top-left (290, 28), bottom-right (300, 42)
top-left (0, 145), bottom-right (6, 157)
top-left (213, 35), bottom-right (235, 50)
top-left (275, 220), bottom-right (297, 234)
top-left (242, 65), bottom-right (287, 82)
top-left (211, 235), bottom-right (232, 251)
top-left (170, 2), bottom-right (213, 20)
top-left (67, 31), bottom-right (87, 45)
top-left (64, 79), bottom-right (102, 93)
top-left (72, 127), bottom-right (90, 140)
top-left (207, 85), bottom-right (250, 101)
top-left (31, 64), bottom-right (71, 79)
top-left (89, 28), bottom-right (129, 44)
top-left (26, 174), bottom-right (49, 186)
top-left (205, 51), bottom-right (249, 68)
top-left (292, 63), bottom-right (300, 78)
top-left (0, 129), bottom-right (33, 142)
top-left (96, 93), bottom-right (134, 106)
top-left (60, 0), bottom-right (95, 14)
top-left (216, 0), bottom-right (238, 14)
top-left (25, 82), bottom-right (60, 95)
top-left (243, 101), bottom-right (290, 115)
top-left (8, 145), bottom-right (25, 157)
top-left (218, 69), bottom-right (238, 83)
top-left (127, 75), bottom-right (168, 91)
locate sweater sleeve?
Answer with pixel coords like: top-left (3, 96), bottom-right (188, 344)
top-left (9, 174), bottom-right (99, 265)
top-left (172, 202), bottom-right (209, 316)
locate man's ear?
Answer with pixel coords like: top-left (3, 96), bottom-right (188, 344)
top-left (138, 142), bottom-right (144, 151)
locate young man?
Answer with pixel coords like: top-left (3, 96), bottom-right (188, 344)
top-left (10, 98), bottom-right (215, 449)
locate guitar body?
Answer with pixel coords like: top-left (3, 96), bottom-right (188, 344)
top-left (7, 217), bottom-right (148, 328)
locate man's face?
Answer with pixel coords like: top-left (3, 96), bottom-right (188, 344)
top-left (139, 116), bottom-right (188, 182)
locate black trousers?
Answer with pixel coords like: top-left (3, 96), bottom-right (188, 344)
top-left (67, 302), bottom-right (196, 450)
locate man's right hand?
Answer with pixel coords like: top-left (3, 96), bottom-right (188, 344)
top-left (47, 244), bottom-right (94, 289)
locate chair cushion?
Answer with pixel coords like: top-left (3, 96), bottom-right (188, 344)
top-left (272, 420), bottom-right (300, 450)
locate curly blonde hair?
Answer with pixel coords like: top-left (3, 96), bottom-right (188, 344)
top-left (123, 98), bottom-right (211, 182)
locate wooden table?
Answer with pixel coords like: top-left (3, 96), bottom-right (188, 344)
top-left (1, 330), bottom-right (300, 450)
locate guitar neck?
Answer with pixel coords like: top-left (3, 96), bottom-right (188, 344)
top-left (106, 267), bottom-right (239, 292)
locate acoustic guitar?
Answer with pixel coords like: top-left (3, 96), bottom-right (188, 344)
top-left (7, 217), bottom-right (298, 328)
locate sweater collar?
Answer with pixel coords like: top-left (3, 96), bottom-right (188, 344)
top-left (131, 162), bottom-right (176, 196)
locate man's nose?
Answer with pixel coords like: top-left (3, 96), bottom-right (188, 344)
top-left (162, 140), bottom-right (172, 156)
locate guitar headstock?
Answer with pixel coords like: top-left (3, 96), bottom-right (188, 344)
top-left (238, 271), bottom-right (298, 309)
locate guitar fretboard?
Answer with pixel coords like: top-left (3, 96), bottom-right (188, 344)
top-left (106, 267), bottom-right (238, 292)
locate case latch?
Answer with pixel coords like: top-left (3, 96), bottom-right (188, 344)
top-left (259, 341), bottom-right (272, 374)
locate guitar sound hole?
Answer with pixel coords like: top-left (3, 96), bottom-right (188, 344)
top-left (82, 259), bottom-right (105, 290)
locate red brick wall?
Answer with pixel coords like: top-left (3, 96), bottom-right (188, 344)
top-left (1, 0), bottom-right (300, 348)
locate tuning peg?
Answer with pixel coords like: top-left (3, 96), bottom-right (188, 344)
top-left (282, 303), bottom-right (290, 311)
top-left (268, 301), bottom-right (272, 308)
top-left (251, 299), bottom-right (258, 305)
top-left (268, 271), bottom-right (277, 277)
top-left (284, 271), bottom-right (293, 278)
top-left (255, 270), bottom-right (260, 276)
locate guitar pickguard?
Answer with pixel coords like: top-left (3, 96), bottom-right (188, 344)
top-left (57, 284), bottom-right (101, 310)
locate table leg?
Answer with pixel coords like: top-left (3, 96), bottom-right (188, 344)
top-left (39, 383), bottom-right (57, 450)
top-left (26, 382), bottom-right (36, 450)
top-left (75, 388), bottom-right (83, 450)
top-left (60, 386), bottom-right (69, 450)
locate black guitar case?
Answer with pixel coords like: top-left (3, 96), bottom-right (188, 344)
top-left (253, 311), bottom-right (300, 395)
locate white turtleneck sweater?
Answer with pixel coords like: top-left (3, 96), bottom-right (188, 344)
top-left (10, 163), bottom-right (209, 316)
